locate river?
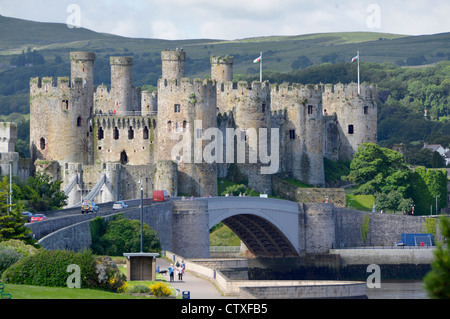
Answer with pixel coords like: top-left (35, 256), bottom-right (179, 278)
top-left (365, 280), bottom-right (429, 299)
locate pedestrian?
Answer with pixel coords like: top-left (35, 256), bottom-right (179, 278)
top-left (168, 264), bottom-right (174, 282)
top-left (177, 264), bottom-right (183, 281)
top-left (181, 260), bottom-right (186, 275)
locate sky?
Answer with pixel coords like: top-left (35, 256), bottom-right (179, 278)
top-left (0, 0), bottom-right (449, 40)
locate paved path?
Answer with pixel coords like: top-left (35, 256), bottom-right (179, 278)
top-left (156, 258), bottom-right (236, 299)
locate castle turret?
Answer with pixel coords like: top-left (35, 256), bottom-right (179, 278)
top-left (322, 83), bottom-right (377, 160)
top-left (110, 56), bottom-right (133, 113)
top-left (70, 52), bottom-right (95, 111)
top-left (161, 50), bottom-right (186, 81)
top-left (211, 56), bottom-right (234, 83)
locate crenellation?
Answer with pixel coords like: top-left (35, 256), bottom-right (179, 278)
top-left (29, 49), bottom-right (377, 204)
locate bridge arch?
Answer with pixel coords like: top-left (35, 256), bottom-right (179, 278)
top-left (207, 197), bottom-right (301, 257)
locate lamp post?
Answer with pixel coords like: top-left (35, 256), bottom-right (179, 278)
top-left (140, 180), bottom-right (143, 253)
top-left (9, 162), bottom-right (12, 213)
top-left (435, 195), bottom-right (440, 216)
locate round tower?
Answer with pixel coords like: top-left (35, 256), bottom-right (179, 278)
top-left (70, 52), bottom-right (95, 110)
top-left (211, 56), bottom-right (234, 83)
top-left (233, 81), bottom-right (273, 193)
top-left (110, 56), bottom-right (133, 113)
top-left (161, 50), bottom-right (186, 81)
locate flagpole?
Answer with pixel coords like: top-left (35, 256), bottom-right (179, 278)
top-left (357, 50), bottom-right (360, 95)
top-left (260, 52), bottom-right (263, 82)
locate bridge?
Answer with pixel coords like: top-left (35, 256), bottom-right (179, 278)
top-left (26, 196), bottom-right (432, 259)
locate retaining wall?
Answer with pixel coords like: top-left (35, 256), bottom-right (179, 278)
top-left (164, 251), bottom-right (366, 299)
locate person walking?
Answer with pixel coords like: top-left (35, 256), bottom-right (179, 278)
top-left (168, 264), bottom-right (174, 282)
top-left (177, 264), bottom-right (183, 281)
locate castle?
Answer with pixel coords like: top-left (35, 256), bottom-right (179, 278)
top-left (28, 50), bottom-right (377, 206)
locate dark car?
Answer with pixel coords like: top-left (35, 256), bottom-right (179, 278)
top-left (21, 211), bottom-right (34, 223)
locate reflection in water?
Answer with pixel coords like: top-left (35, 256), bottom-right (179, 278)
top-left (366, 281), bottom-right (429, 299)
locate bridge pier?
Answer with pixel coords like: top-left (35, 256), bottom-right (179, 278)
top-left (172, 200), bottom-right (210, 259)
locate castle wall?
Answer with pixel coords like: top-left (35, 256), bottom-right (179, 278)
top-left (271, 83), bottom-right (325, 186)
top-left (323, 83), bottom-right (377, 160)
top-left (156, 77), bottom-right (217, 196)
top-left (28, 50), bottom-right (379, 204)
top-left (94, 116), bottom-right (156, 165)
top-left (30, 76), bottom-right (92, 165)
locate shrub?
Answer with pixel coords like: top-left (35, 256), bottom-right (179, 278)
top-left (1, 250), bottom-right (127, 293)
top-left (0, 239), bottom-right (39, 257)
top-left (1, 249), bottom-right (97, 288)
top-left (150, 282), bottom-right (171, 297)
top-left (94, 256), bottom-right (127, 293)
top-left (128, 284), bottom-right (151, 294)
top-left (0, 240), bottom-right (39, 276)
top-left (0, 248), bottom-right (21, 276)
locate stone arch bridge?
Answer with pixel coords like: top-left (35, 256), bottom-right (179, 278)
top-left (28, 197), bottom-right (432, 258)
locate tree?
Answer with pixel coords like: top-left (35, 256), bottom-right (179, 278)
top-left (431, 151), bottom-right (445, 168)
top-left (291, 56), bottom-right (313, 70)
top-left (348, 143), bottom-right (411, 196)
top-left (424, 217), bottom-right (450, 298)
top-left (13, 172), bottom-right (67, 212)
top-left (0, 177), bottom-right (33, 244)
top-left (90, 214), bottom-right (161, 256)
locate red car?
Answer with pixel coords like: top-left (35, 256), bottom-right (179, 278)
top-left (31, 214), bottom-right (47, 223)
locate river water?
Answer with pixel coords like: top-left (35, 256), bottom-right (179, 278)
top-left (365, 280), bottom-right (429, 299)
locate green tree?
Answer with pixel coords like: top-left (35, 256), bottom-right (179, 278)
top-left (91, 214), bottom-right (161, 256)
top-left (348, 143), bottom-right (411, 196)
top-left (424, 217), bottom-right (450, 299)
top-left (0, 177), bottom-right (33, 244)
top-left (13, 172), bottom-right (67, 212)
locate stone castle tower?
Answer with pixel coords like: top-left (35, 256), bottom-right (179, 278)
top-left (29, 49), bottom-right (377, 205)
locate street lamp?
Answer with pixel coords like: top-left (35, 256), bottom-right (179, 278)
top-left (435, 195), bottom-right (440, 216)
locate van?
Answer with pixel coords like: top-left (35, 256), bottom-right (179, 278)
top-left (153, 190), bottom-right (170, 202)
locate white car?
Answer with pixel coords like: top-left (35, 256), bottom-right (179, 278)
top-left (113, 201), bottom-right (129, 210)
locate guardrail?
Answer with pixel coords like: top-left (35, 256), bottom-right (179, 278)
top-left (210, 246), bottom-right (240, 253)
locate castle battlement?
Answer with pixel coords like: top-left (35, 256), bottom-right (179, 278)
top-left (30, 76), bottom-right (85, 97)
top-left (158, 77), bottom-right (216, 99)
top-left (270, 83), bottom-right (324, 98)
top-left (323, 82), bottom-right (377, 100)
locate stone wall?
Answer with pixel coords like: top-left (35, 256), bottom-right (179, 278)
top-left (333, 208), bottom-right (444, 248)
top-left (272, 176), bottom-right (346, 207)
top-left (34, 200), bottom-right (174, 252)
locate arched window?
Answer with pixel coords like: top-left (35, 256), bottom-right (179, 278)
top-left (40, 138), bottom-right (46, 150)
top-left (128, 126), bottom-right (134, 140)
top-left (120, 151), bottom-right (128, 165)
top-left (77, 116), bottom-right (82, 127)
top-left (98, 127), bottom-right (104, 140)
top-left (113, 127), bottom-right (119, 140)
top-left (143, 126), bottom-right (149, 139)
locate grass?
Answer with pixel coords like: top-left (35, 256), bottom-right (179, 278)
top-left (2, 257), bottom-right (178, 299)
top-left (346, 194), bottom-right (375, 211)
top-left (4, 284), bottom-right (146, 299)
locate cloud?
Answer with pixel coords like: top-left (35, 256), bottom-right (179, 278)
top-left (0, 0), bottom-right (448, 39)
